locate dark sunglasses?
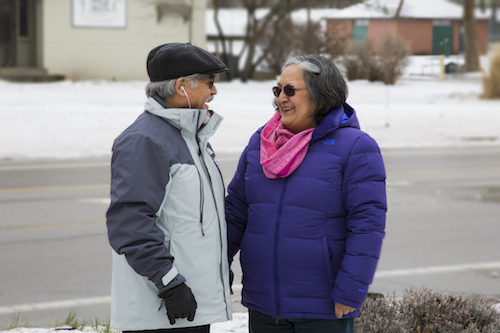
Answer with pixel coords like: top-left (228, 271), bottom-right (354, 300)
top-left (198, 76), bottom-right (216, 89)
top-left (272, 85), bottom-right (306, 97)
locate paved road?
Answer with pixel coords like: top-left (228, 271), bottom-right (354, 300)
top-left (1, 146), bottom-right (500, 327)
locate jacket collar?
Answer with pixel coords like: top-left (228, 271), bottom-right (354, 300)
top-left (311, 103), bottom-right (360, 141)
top-left (144, 96), bottom-right (223, 138)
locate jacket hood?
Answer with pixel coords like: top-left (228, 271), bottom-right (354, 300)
top-left (144, 96), bottom-right (223, 137)
top-left (311, 103), bottom-right (360, 141)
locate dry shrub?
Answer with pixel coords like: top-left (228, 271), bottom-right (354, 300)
top-left (482, 45), bottom-right (500, 99)
top-left (260, 17), bottom-right (298, 74)
top-left (345, 41), bottom-right (374, 81)
top-left (355, 288), bottom-right (500, 333)
top-left (342, 33), bottom-right (410, 85)
top-left (260, 17), bottom-right (324, 75)
top-left (342, 53), bottom-right (368, 81)
top-left (355, 293), bottom-right (405, 332)
top-left (325, 22), bottom-right (350, 60)
top-left (374, 33), bottom-right (411, 85)
top-left (300, 20), bottom-right (325, 56)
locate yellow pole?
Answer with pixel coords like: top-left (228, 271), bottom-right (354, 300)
top-left (439, 54), bottom-right (445, 81)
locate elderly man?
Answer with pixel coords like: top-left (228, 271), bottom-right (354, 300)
top-left (106, 43), bottom-right (232, 333)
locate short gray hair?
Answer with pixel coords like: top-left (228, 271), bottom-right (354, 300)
top-left (282, 55), bottom-right (348, 124)
top-left (145, 73), bottom-right (202, 99)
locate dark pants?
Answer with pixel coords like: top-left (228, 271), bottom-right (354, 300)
top-left (249, 310), bottom-right (354, 333)
top-left (123, 325), bottom-right (209, 333)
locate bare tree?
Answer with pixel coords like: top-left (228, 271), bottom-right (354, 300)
top-left (213, 0), bottom-right (232, 80)
top-left (215, 0), bottom-right (363, 81)
top-left (394, 0), bottom-right (404, 18)
top-left (259, 17), bottom-right (324, 75)
top-left (463, 0), bottom-right (481, 71)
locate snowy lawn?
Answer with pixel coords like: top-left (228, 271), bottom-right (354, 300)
top-left (1, 56), bottom-right (499, 161)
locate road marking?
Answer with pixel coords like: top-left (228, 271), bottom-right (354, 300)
top-left (375, 261), bottom-right (500, 278)
top-left (0, 162), bottom-right (109, 172)
top-left (1, 261), bottom-right (499, 315)
top-left (0, 184), bottom-right (109, 194)
top-left (0, 297), bottom-right (111, 315)
top-left (387, 199), bottom-right (439, 207)
top-left (387, 166), bottom-right (500, 176)
top-left (78, 198), bottom-right (110, 204)
top-left (0, 220), bottom-right (105, 231)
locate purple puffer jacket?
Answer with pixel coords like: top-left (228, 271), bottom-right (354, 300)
top-left (225, 103), bottom-right (387, 321)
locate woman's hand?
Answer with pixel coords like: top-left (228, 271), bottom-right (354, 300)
top-left (334, 302), bottom-right (356, 319)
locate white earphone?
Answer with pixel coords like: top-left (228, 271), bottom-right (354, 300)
top-left (180, 85), bottom-right (191, 108)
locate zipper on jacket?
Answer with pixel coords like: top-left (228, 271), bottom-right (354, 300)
top-left (196, 134), bottom-right (202, 156)
top-left (195, 115), bottom-right (205, 235)
top-left (197, 134), bottom-right (231, 313)
top-left (274, 180), bottom-right (286, 321)
top-left (196, 121), bottom-right (231, 315)
top-left (196, 168), bottom-right (205, 236)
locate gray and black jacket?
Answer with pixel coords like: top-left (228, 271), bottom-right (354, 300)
top-left (106, 96), bottom-right (232, 330)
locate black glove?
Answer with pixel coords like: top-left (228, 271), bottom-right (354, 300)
top-left (158, 283), bottom-right (197, 325)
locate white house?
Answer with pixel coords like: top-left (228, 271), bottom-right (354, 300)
top-left (0, 0), bottom-right (207, 81)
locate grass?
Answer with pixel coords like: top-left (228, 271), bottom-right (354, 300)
top-left (4, 313), bottom-right (30, 330)
top-left (3, 311), bottom-right (116, 333)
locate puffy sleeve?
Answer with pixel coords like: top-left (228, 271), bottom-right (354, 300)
top-left (332, 133), bottom-right (387, 309)
top-left (225, 143), bottom-right (253, 263)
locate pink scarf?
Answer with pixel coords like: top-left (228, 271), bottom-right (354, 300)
top-left (260, 111), bottom-right (314, 179)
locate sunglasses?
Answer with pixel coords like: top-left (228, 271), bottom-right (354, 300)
top-left (272, 85), bottom-right (306, 97)
top-left (197, 76), bottom-right (216, 89)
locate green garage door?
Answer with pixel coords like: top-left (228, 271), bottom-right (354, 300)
top-left (432, 20), bottom-right (453, 55)
top-left (353, 19), bottom-right (368, 43)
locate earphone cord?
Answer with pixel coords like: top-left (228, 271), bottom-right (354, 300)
top-left (186, 92), bottom-right (191, 109)
top-left (182, 86), bottom-right (192, 109)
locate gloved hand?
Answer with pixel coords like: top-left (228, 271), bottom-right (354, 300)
top-left (158, 283), bottom-right (197, 325)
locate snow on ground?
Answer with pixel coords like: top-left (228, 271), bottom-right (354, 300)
top-left (0, 55), bottom-right (499, 161)
top-left (0, 312), bottom-right (249, 333)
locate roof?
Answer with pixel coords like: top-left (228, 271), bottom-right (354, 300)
top-left (322, 0), bottom-right (490, 20)
top-left (206, 0), bottom-right (492, 37)
top-left (206, 8), bottom-right (341, 37)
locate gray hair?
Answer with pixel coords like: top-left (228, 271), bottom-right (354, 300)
top-left (281, 55), bottom-right (348, 124)
top-left (145, 73), bottom-right (202, 99)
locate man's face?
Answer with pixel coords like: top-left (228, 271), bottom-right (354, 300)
top-left (183, 74), bottom-right (217, 110)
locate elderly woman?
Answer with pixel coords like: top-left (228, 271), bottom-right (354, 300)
top-left (225, 55), bottom-right (387, 333)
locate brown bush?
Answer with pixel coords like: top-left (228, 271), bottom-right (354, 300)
top-left (482, 45), bottom-right (500, 99)
top-left (259, 17), bottom-right (325, 75)
top-left (342, 33), bottom-right (410, 85)
top-left (356, 288), bottom-right (500, 333)
top-left (342, 53), bottom-right (368, 81)
top-left (325, 22), bottom-right (350, 60)
top-left (374, 33), bottom-right (411, 85)
top-left (341, 41), bottom-right (371, 81)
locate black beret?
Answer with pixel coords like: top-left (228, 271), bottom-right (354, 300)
top-left (147, 43), bottom-right (229, 82)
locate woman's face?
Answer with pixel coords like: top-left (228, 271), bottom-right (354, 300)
top-left (275, 64), bottom-right (317, 133)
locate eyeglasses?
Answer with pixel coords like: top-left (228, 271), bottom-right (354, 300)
top-left (197, 76), bottom-right (216, 89)
top-left (272, 85), bottom-right (306, 97)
